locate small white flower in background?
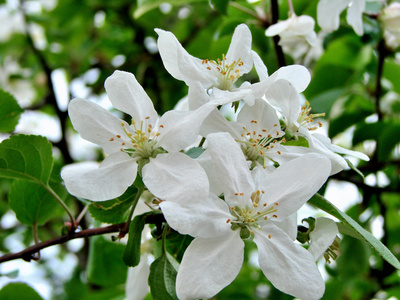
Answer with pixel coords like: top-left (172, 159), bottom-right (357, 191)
top-left (160, 132), bottom-right (331, 300)
top-left (61, 70), bottom-right (209, 201)
top-left (265, 14), bottom-right (319, 62)
top-left (317, 0), bottom-right (366, 36)
top-left (380, 2), bottom-right (400, 49)
top-left (265, 79), bottom-right (369, 174)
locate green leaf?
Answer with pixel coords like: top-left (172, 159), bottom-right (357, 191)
top-left (383, 59), bottom-right (400, 94)
top-left (210, 0), bottom-right (229, 14)
top-left (87, 235), bottom-right (128, 287)
top-left (0, 89), bottom-right (23, 133)
top-left (352, 121), bottom-right (385, 145)
top-left (123, 212), bottom-right (152, 267)
top-left (185, 146), bottom-right (205, 159)
top-left (89, 186), bottom-right (138, 224)
top-left (378, 121), bottom-right (400, 162)
top-left (309, 193), bottom-right (400, 270)
top-left (148, 252), bottom-right (179, 300)
top-left (0, 282), bottom-right (44, 300)
top-left (134, 0), bottom-right (206, 18)
top-left (0, 135), bottom-right (53, 184)
top-left (8, 180), bottom-right (60, 225)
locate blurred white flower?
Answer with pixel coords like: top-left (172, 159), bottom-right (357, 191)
top-left (381, 3), bottom-right (400, 49)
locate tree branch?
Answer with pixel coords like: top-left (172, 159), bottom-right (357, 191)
top-left (270, 0), bottom-right (286, 67)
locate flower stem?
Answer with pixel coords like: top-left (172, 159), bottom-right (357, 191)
top-left (123, 186), bottom-right (145, 234)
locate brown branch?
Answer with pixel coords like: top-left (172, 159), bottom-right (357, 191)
top-left (270, 0), bottom-right (286, 67)
top-left (0, 213), bottom-right (166, 264)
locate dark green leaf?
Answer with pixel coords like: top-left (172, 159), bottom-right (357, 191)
top-left (89, 185), bottom-right (138, 224)
top-left (0, 282), bottom-right (44, 300)
top-left (8, 180), bottom-right (61, 225)
top-left (0, 89), bottom-right (23, 133)
top-left (309, 193), bottom-right (400, 270)
top-left (378, 121), bottom-right (400, 162)
top-left (185, 146), bottom-right (205, 159)
top-left (148, 252), bottom-right (179, 300)
top-left (123, 212), bottom-right (152, 267)
top-left (352, 121), bottom-right (385, 145)
top-left (210, 0), bottom-right (229, 14)
top-left (0, 135), bottom-right (53, 184)
top-left (87, 235), bottom-right (128, 287)
top-left (135, 0), bottom-right (206, 18)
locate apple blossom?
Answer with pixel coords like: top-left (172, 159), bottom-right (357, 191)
top-left (380, 3), bottom-right (400, 49)
top-left (159, 132), bottom-right (331, 300)
top-left (61, 70), bottom-right (209, 201)
top-left (317, 0), bottom-right (366, 36)
top-left (308, 217), bottom-right (340, 262)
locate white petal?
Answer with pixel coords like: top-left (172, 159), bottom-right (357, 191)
top-left (157, 103), bottom-right (215, 152)
top-left (125, 253), bottom-right (150, 300)
top-left (226, 24), bottom-right (253, 74)
top-left (256, 154), bottom-right (331, 219)
top-left (61, 152), bottom-right (138, 201)
top-left (317, 0), bottom-right (350, 33)
top-left (268, 64), bottom-right (311, 93)
top-left (206, 132), bottom-right (255, 206)
top-left (176, 234), bottom-right (244, 300)
top-left (187, 80), bottom-right (210, 110)
top-left (309, 217), bottom-right (339, 261)
top-left (346, 0), bottom-right (365, 35)
top-left (265, 19), bottom-right (291, 36)
top-left (251, 50), bottom-right (269, 81)
top-left (142, 152), bottom-right (209, 203)
top-left (155, 28), bottom-right (211, 88)
top-left (264, 79), bottom-right (300, 125)
top-left (104, 70), bottom-right (158, 126)
top-left (274, 213), bottom-right (298, 241)
top-left (254, 224), bottom-right (325, 300)
top-left (196, 149), bottom-right (224, 196)
top-left (199, 109), bottom-right (244, 140)
top-left (160, 193), bottom-right (232, 238)
top-left (68, 98), bottom-right (130, 154)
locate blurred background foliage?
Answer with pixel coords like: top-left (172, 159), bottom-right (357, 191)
top-left (0, 0), bottom-right (399, 299)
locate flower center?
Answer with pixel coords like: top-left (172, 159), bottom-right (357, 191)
top-left (202, 54), bottom-right (244, 91)
top-left (297, 101), bottom-right (325, 131)
top-left (237, 120), bottom-right (285, 166)
top-left (227, 190), bottom-right (279, 239)
top-left (109, 116), bottom-right (166, 160)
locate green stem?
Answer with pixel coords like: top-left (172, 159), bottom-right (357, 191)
top-left (229, 2), bottom-right (259, 19)
top-left (43, 184), bottom-right (76, 230)
top-left (161, 223), bottom-right (170, 254)
top-left (32, 221), bottom-right (40, 260)
top-left (123, 186), bottom-right (145, 234)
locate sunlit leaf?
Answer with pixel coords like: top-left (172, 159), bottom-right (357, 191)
top-left (0, 89), bottom-right (23, 133)
top-left (0, 282), bottom-right (44, 300)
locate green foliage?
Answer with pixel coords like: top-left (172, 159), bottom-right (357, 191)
top-left (148, 252), bottom-right (179, 300)
top-left (0, 282), bottom-right (44, 300)
top-left (0, 89), bottom-right (23, 133)
top-left (86, 235), bottom-right (128, 287)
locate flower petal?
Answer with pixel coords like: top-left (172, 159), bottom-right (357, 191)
top-left (254, 224), bottom-right (325, 300)
top-left (142, 152), bottom-right (209, 203)
top-left (104, 70), bottom-right (158, 126)
top-left (252, 50), bottom-right (269, 81)
top-left (125, 252), bottom-right (150, 300)
top-left (226, 24), bottom-right (253, 74)
top-left (61, 152), bottom-right (138, 201)
top-left (255, 153), bottom-right (331, 219)
top-left (176, 234), bottom-right (244, 300)
top-left (68, 98), bottom-right (130, 154)
top-left (265, 19), bottom-right (291, 36)
top-left (268, 64), bottom-right (311, 93)
top-left (346, 0), bottom-right (365, 36)
top-left (309, 217), bottom-right (338, 261)
top-left (317, 0), bottom-right (350, 33)
top-left (160, 193), bottom-right (232, 238)
top-left (207, 132), bottom-right (255, 207)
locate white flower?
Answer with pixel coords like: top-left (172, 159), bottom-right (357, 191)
top-left (317, 0), bottom-right (366, 36)
top-left (156, 24), bottom-right (312, 107)
top-left (160, 132), bottom-right (331, 300)
top-left (265, 79), bottom-right (369, 174)
top-left (381, 3), bottom-right (400, 49)
top-left (61, 70), bottom-right (208, 201)
top-left (308, 217), bottom-right (339, 261)
top-left (265, 14), bottom-right (318, 62)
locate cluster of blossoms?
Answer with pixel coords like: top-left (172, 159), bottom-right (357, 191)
top-left (61, 24), bottom-right (369, 299)
top-left (266, 0), bottom-right (400, 64)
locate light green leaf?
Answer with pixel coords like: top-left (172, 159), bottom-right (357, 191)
top-left (87, 235), bottom-right (128, 287)
top-left (134, 0), bottom-right (206, 18)
top-left (0, 135), bottom-right (53, 184)
top-left (309, 193), bottom-right (400, 270)
top-left (148, 251), bottom-right (179, 300)
top-left (8, 180), bottom-right (60, 225)
top-left (185, 146), bottom-right (205, 159)
top-left (0, 89), bottom-right (23, 133)
top-left (89, 186), bottom-right (138, 224)
top-left (0, 282), bottom-right (44, 300)
top-left (123, 212), bottom-right (153, 267)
